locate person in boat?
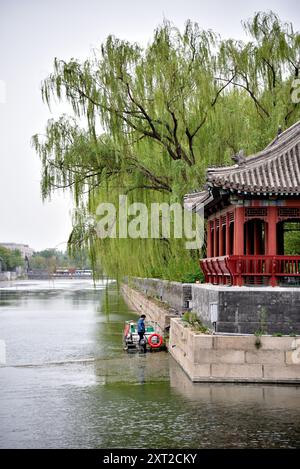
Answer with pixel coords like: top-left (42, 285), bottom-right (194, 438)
top-left (137, 314), bottom-right (146, 349)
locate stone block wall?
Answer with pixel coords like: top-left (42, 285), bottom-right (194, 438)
top-left (169, 318), bottom-right (300, 383)
top-left (191, 284), bottom-right (300, 335)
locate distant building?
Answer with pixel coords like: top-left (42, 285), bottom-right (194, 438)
top-left (0, 243), bottom-right (35, 260)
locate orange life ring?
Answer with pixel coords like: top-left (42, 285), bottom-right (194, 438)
top-left (148, 333), bottom-right (163, 348)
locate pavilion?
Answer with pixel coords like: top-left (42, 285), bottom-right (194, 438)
top-left (185, 121), bottom-right (300, 287)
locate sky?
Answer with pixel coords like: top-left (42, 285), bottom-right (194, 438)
top-left (0, 0), bottom-right (299, 251)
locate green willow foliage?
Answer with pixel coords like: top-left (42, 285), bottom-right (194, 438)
top-left (32, 12), bottom-right (300, 281)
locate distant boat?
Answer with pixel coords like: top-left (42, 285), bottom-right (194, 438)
top-left (53, 269), bottom-right (93, 278)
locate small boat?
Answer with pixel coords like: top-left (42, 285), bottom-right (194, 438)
top-left (123, 320), bottom-right (164, 352)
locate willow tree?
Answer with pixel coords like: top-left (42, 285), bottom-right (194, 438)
top-left (33, 12), bottom-right (300, 281)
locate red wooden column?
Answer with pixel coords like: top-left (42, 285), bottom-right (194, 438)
top-left (226, 213), bottom-right (230, 255)
top-left (214, 218), bottom-right (218, 258)
top-left (233, 207), bottom-right (244, 255)
top-left (207, 220), bottom-right (212, 258)
top-left (266, 206), bottom-right (278, 286)
top-left (219, 216), bottom-right (224, 256)
top-left (266, 206), bottom-right (277, 255)
top-left (233, 207), bottom-right (245, 286)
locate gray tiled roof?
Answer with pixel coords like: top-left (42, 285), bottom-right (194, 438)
top-left (183, 190), bottom-right (212, 211)
top-left (207, 121), bottom-right (300, 195)
top-left (184, 121), bottom-right (300, 210)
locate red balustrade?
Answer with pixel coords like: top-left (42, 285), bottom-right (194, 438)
top-left (200, 255), bottom-right (300, 286)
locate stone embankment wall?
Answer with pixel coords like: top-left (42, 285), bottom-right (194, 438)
top-left (126, 277), bottom-right (192, 312)
top-left (125, 278), bottom-right (300, 335)
top-left (169, 318), bottom-right (300, 384)
top-left (121, 284), bottom-right (180, 334)
top-left (122, 282), bottom-right (300, 383)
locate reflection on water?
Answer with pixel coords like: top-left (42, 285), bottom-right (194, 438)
top-left (0, 279), bottom-right (300, 448)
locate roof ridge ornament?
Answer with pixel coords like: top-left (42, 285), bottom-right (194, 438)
top-left (231, 149), bottom-right (246, 166)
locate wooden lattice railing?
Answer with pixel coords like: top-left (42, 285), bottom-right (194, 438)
top-left (200, 255), bottom-right (300, 286)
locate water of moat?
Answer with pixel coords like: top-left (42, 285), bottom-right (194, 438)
top-left (0, 279), bottom-right (299, 448)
